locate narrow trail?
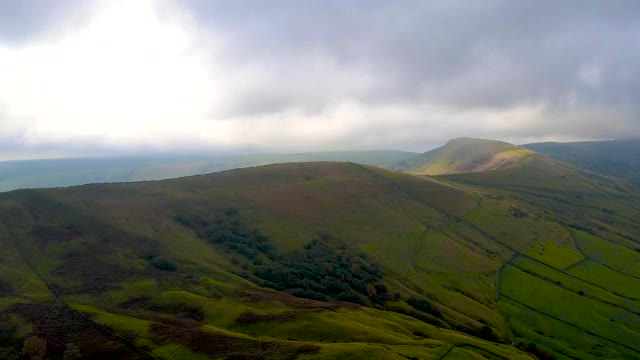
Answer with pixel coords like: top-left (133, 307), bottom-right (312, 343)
top-left (561, 258), bottom-right (588, 272)
top-left (435, 345), bottom-right (455, 360)
top-left (494, 262), bottom-right (510, 302)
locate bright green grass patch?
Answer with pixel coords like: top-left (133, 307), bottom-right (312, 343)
top-left (155, 289), bottom-right (295, 324)
top-left (297, 342), bottom-right (414, 360)
top-left (203, 297), bottom-right (267, 328)
top-left (442, 347), bottom-right (489, 360)
top-left (232, 308), bottom-right (415, 344)
top-left (413, 231), bottom-right (501, 274)
top-left (407, 271), bottom-right (504, 332)
top-left (567, 259), bottom-right (640, 300)
top-left (464, 203), bottom-right (582, 269)
top-left (429, 272), bottom-right (498, 308)
top-left (498, 297), bottom-right (638, 360)
top-left (511, 256), bottom-right (640, 313)
top-left (299, 342), bottom-right (450, 360)
top-left (522, 240), bottom-right (584, 270)
top-left (0, 265), bottom-right (30, 292)
top-left (150, 344), bottom-right (211, 360)
top-left (571, 229), bottom-right (640, 277)
top-left (387, 343), bottom-right (452, 360)
top-left (95, 280), bottom-right (161, 308)
top-left (234, 305), bottom-right (531, 360)
top-left (500, 266), bottom-right (640, 351)
top-left (201, 324), bottom-right (255, 340)
top-left (0, 297), bottom-right (19, 311)
top-left (156, 290), bottom-right (210, 305)
top-left (16, 273), bottom-right (52, 301)
top-left (71, 304), bottom-right (151, 336)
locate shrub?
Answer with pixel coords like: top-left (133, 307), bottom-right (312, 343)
top-left (153, 260), bottom-right (177, 272)
top-left (474, 325), bottom-right (499, 342)
top-left (254, 238), bottom-right (383, 304)
top-left (509, 207), bottom-right (528, 218)
top-left (517, 341), bottom-right (555, 360)
top-left (23, 336), bottom-right (47, 360)
top-left (407, 297), bottom-right (441, 318)
top-left (63, 343), bottom-right (82, 360)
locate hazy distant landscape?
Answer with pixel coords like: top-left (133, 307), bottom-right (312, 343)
top-left (524, 139), bottom-right (640, 185)
top-left (1, 1), bottom-right (639, 359)
top-left (0, 150), bottom-right (416, 192)
top-left (3, 138), bottom-right (638, 193)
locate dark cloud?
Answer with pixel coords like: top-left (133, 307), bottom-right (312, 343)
top-left (178, 0), bottom-right (640, 134)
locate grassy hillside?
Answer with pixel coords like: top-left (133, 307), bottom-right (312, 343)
top-left (523, 139), bottom-right (640, 185)
top-left (441, 153), bottom-right (640, 359)
top-left (1, 159), bottom-right (640, 359)
top-left (391, 138), bottom-right (534, 175)
top-left (0, 150), bottom-right (417, 192)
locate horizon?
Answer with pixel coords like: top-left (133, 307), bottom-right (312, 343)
top-left (2, 135), bottom-right (634, 164)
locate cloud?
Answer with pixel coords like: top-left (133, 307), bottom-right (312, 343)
top-left (179, 1), bottom-right (640, 111)
top-left (0, 0), bottom-right (93, 44)
top-left (0, 0), bottom-right (639, 159)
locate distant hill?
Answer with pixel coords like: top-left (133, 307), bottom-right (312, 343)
top-left (0, 150), bottom-right (417, 192)
top-left (391, 137), bottom-right (534, 175)
top-left (2, 155), bottom-right (640, 359)
top-left (523, 138), bottom-right (640, 184)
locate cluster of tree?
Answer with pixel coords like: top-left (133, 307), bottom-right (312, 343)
top-left (0, 323), bottom-right (22, 360)
top-left (567, 223), bottom-right (595, 235)
top-left (204, 218), bottom-right (273, 260)
top-left (139, 251), bottom-right (177, 272)
top-left (20, 336), bottom-right (81, 360)
top-left (176, 210), bottom-right (390, 305)
top-left (175, 208), bottom-right (274, 261)
top-left (406, 297), bottom-right (441, 318)
top-left (254, 238), bottom-right (386, 305)
top-left (152, 259), bottom-right (177, 272)
top-left (470, 325), bottom-right (499, 342)
top-left (515, 340), bottom-right (555, 360)
top-left (509, 207), bottom-right (528, 218)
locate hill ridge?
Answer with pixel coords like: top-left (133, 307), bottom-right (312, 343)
top-left (2, 160), bottom-right (640, 359)
top-left (391, 137), bottom-right (534, 175)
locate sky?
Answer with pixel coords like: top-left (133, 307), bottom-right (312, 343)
top-left (0, 0), bottom-right (639, 160)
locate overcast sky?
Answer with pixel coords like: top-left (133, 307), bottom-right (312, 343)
top-left (0, 0), bottom-right (638, 160)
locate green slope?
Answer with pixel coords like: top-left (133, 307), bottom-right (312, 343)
top-left (523, 138), bottom-right (640, 185)
top-left (0, 150), bottom-right (417, 192)
top-left (1, 158), bottom-right (640, 359)
top-left (0, 162), bottom-right (529, 360)
top-left (391, 138), bottom-right (534, 175)
top-left (440, 153), bottom-right (640, 359)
